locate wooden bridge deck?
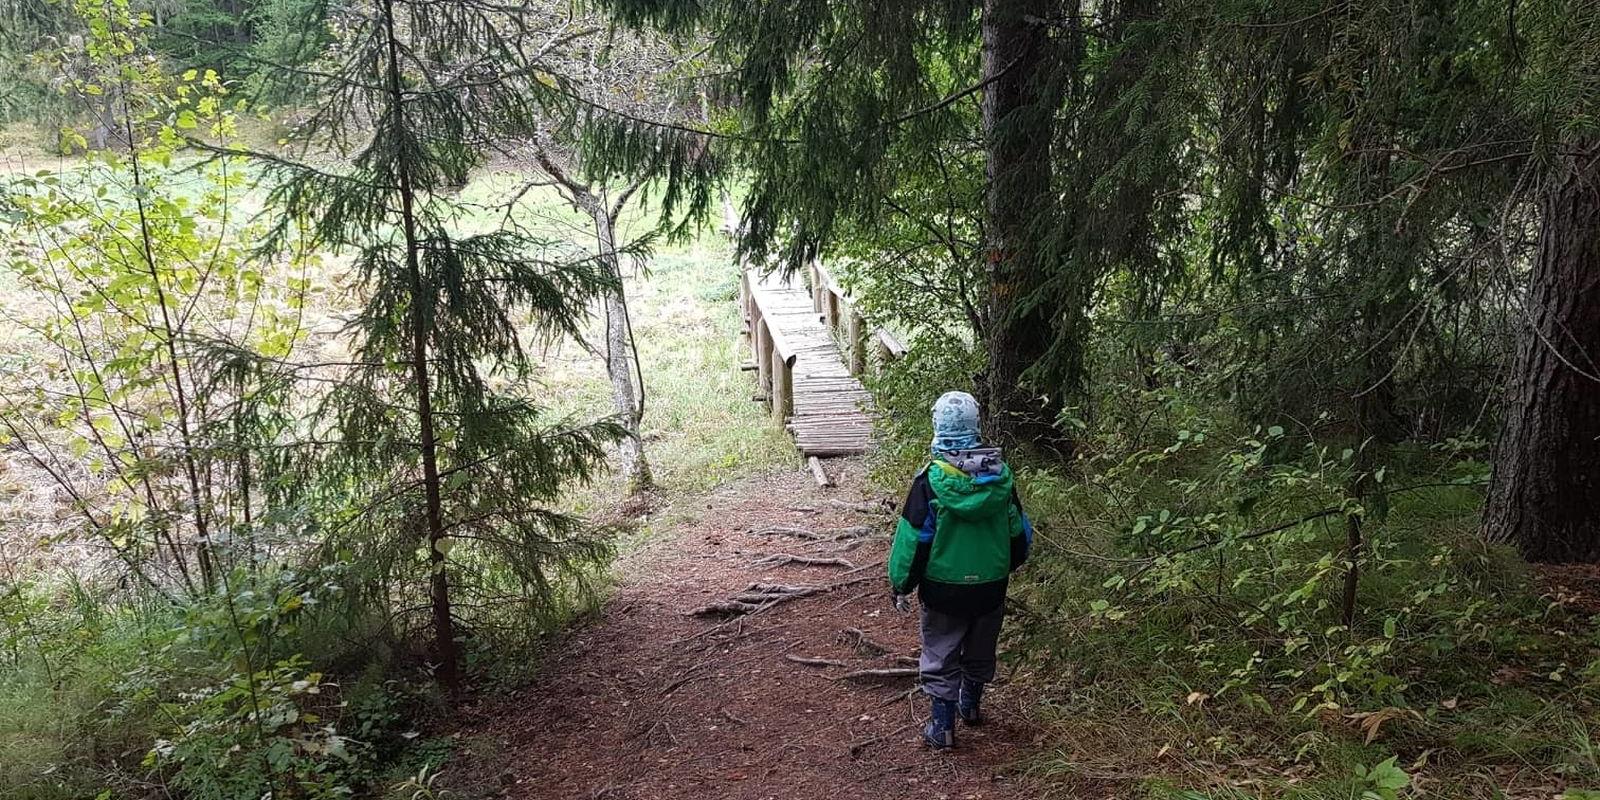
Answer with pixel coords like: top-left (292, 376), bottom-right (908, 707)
top-left (741, 270), bottom-right (875, 457)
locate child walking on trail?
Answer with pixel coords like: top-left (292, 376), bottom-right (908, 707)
top-left (888, 390), bottom-right (1033, 750)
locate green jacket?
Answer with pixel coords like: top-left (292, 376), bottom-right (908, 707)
top-left (887, 453), bottom-right (1032, 615)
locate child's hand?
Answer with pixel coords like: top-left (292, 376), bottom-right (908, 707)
top-left (892, 593), bottom-right (913, 614)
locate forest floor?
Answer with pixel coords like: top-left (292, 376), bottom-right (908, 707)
top-left (451, 461), bottom-right (1045, 800)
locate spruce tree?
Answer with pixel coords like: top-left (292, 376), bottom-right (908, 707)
top-left (251, 0), bottom-right (623, 690)
top-left (1483, 0), bottom-right (1600, 562)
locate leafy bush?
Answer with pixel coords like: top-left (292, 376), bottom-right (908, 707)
top-left (0, 567), bottom-right (434, 800)
top-left (1008, 381), bottom-right (1598, 796)
top-left (863, 332), bottom-right (983, 486)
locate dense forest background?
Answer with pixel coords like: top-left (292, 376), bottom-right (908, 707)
top-left (2, 0), bottom-right (1599, 798)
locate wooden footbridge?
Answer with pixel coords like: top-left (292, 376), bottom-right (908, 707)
top-left (738, 262), bottom-right (907, 475)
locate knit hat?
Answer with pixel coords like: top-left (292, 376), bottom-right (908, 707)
top-left (930, 391), bottom-right (981, 453)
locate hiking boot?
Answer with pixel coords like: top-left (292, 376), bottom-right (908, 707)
top-left (958, 680), bottom-right (984, 726)
top-left (923, 697), bottom-right (956, 750)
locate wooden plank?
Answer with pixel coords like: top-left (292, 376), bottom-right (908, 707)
top-left (741, 262), bottom-right (879, 459)
top-left (808, 456), bottom-right (832, 487)
top-left (875, 328), bottom-right (908, 363)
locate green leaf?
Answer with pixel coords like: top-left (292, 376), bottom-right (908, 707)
top-left (1364, 756), bottom-right (1410, 792)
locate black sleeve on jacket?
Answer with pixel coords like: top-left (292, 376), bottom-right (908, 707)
top-left (1009, 486), bottom-right (1031, 571)
top-left (898, 470), bottom-right (935, 594)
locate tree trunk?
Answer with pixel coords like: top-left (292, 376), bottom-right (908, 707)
top-left (590, 203), bottom-right (652, 493)
top-left (1483, 139), bottom-right (1600, 562)
top-left (979, 0), bottom-right (1062, 447)
top-left (382, 0), bottom-right (460, 692)
top-left (526, 145), bottom-right (653, 492)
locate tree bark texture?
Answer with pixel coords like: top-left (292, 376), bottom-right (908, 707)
top-left (979, 0), bottom-right (1062, 447)
top-left (589, 203), bottom-right (653, 493)
top-left (381, 0), bottom-right (460, 692)
top-left (529, 144), bottom-right (653, 493)
top-left (1483, 139), bottom-right (1600, 563)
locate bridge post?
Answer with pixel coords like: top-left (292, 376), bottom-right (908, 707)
top-left (738, 272), bottom-right (752, 351)
top-left (847, 310), bottom-right (866, 376)
top-left (756, 317), bottom-right (772, 400)
top-left (771, 348), bottom-right (792, 422)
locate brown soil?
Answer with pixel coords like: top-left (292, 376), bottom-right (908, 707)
top-left (1536, 562), bottom-right (1600, 616)
top-left (459, 461), bottom-right (1041, 800)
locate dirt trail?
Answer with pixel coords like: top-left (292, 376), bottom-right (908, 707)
top-left (463, 462), bottom-right (1041, 800)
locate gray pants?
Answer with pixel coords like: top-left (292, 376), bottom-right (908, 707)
top-left (918, 604), bottom-right (1004, 701)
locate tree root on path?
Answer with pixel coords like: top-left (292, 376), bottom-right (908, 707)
top-left (789, 499), bottom-right (890, 515)
top-left (659, 658), bottom-right (717, 697)
top-left (750, 524), bottom-right (875, 543)
top-left (752, 553), bottom-right (857, 569)
top-left (687, 574), bottom-right (877, 618)
top-left (839, 627), bottom-right (892, 656)
top-left (686, 600), bottom-right (764, 617)
top-left (731, 582), bottom-right (828, 604)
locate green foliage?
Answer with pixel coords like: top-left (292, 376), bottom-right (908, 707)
top-left (864, 333), bottom-right (983, 484)
top-left (244, 0), bottom-right (632, 681)
top-left (3, 0), bottom-right (304, 596)
top-left (1353, 756), bottom-right (1410, 800)
top-left (0, 569), bottom-right (430, 800)
top-left (1007, 374), bottom-right (1594, 795)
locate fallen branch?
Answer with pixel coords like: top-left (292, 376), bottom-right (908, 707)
top-left (880, 686), bottom-right (920, 707)
top-left (830, 589), bottom-right (874, 609)
top-left (808, 456), bottom-right (832, 488)
top-left (784, 654), bottom-right (848, 668)
top-left (829, 526), bottom-right (875, 541)
top-left (837, 667), bottom-right (919, 683)
top-left (826, 498), bottom-right (889, 514)
top-left (849, 723), bottom-right (917, 758)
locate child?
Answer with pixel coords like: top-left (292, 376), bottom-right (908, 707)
top-left (888, 390), bottom-right (1032, 749)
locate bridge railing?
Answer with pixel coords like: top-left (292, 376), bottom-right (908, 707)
top-left (738, 271), bottom-right (799, 423)
top-left (806, 260), bottom-right (907, 375)
top-left (738, 260), bottom-right (907, 425)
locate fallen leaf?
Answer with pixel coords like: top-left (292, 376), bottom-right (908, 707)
top-left (1345, 707), bottom-right (1422, 744)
